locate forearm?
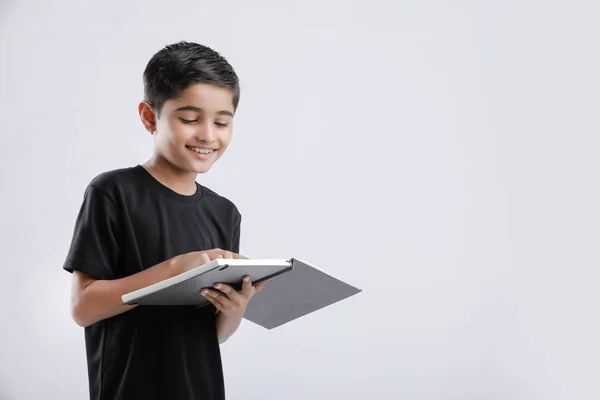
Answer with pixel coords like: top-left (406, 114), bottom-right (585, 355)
top-left (215, 312), bottom-right (244, 344)
top-left (71, 257), bottom-right (178, 327)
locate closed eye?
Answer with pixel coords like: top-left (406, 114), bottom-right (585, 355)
top-left (180, 118), bottom-right (228, 128)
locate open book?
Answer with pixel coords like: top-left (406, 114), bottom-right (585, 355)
top-left (122, 258), bottom-right (361, 329)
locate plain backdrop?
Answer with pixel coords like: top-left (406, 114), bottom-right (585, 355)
top-left (1, 1), bottom-right (599, 399)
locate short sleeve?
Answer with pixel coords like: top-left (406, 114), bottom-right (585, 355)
top-left (230, 208), bottom-right (241, 254)
top-left (63, 184), bottom-right (121, 280)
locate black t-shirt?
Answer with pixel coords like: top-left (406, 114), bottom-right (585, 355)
top-left (63, 165), bottom-right (241, 400)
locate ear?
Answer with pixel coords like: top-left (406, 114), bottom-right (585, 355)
top-left (138, 100), bottom-right (157, 134)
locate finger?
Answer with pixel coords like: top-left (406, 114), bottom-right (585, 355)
top-left (208, 249), bottom-right (246, 260)
top-left (186, 253), bottom-right (211, 272)
top-left (203, 288), bottom-right (234, 308)
top-left (207, 297), bottom-right (224, 312)
top-left (213, 283), bottom-right (239, 299)
top-left (206, 248), bottom-right (225, 260)
top-left (213, 283), bottom-right (245, 307)
top-left (200, 253), bottom-right (211, 264)
top-left (241, 276), bottom-right (253, 297)
top-left (203, 289), bottom-right (233, 309)
top-left (201, 290), bottom-right (224, 311)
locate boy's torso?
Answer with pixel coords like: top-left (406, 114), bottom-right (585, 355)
top-left (84, 165), bottom-right (238, 400)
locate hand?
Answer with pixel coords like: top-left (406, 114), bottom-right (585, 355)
top-left (171, 248), bottom-right (246, 277)
top-left (201, 276), bottom-right (267, 317)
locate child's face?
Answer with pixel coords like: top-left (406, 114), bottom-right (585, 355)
top-left (152, 82), bottom-right (235, 174)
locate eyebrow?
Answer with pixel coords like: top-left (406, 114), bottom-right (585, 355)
top-left (174, 106), bottom-right (234, 117)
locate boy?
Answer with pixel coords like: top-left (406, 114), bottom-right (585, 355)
top-left (63, 41), bottom-right (264, 400)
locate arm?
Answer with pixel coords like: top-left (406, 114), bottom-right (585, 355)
top-left (202, 276), bottom-right (267, 344)
top-left (215, 310), bottom-right (244, 344)
top-left (70, 257), bottom-right (175, 327)
top-left (70, 249), bottom-right (234, 327)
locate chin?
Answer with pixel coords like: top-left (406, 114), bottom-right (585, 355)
top-left (190, 162), bottom-right (214, 174)
top-left (194, 167), bottom-right (211, 174)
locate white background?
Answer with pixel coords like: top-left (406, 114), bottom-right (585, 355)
top-left (1, 1), bottom-right (599, 399)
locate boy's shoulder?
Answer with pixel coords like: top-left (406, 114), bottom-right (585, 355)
top-left (87, 166), bottom-right (139, 194)
top-left (200, 185), bottom-right (240, 214)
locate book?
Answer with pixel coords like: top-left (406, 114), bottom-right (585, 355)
top-left (121, 258), bottom-right (362, 329)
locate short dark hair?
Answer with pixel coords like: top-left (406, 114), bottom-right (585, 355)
top-left (143, 41), bottom-right (240, 116)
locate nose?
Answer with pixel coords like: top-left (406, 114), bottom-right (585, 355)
top-left (196, 120), bottom-right (217, 143)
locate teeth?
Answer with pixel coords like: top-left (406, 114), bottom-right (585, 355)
top-left (187, 146), bottom-right (214, 154)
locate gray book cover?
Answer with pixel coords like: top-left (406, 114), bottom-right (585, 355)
top-left (244, 258), bottom-right (362, 329)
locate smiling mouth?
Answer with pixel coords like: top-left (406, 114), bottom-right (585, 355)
top-left (186, 146), bottom-right (216, 154)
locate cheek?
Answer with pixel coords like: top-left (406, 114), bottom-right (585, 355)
top-left (164, 121), bottom-right (191, 146)
top-left (167, 122), bottom-right (181, 142)
top-left (218, 130), bottom-right (233, 148)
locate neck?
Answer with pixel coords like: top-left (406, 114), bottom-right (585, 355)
top-left (142, 156), bottom-right (198, 196)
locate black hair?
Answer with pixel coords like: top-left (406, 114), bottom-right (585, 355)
top-left (143, 41), bottom-right (240, 116)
